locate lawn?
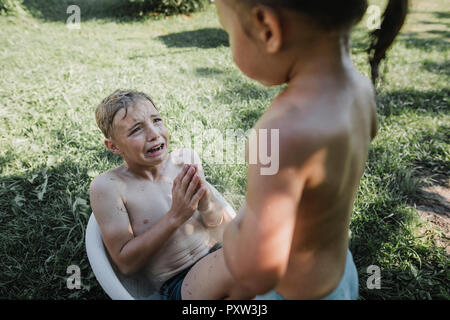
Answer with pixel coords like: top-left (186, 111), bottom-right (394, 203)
top-left (0, 0), bottom-right (448, 299)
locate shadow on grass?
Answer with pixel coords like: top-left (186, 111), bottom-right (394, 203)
top-left (351, 144), bottom-right (449, 299)
top-left (426, 29), bottom-right (450, 37)
top-left (195, 67), bottom-right (225, 77)
top-left (22, 0), bottom-right (212, 22)
top-left (399, 32), bottom-right (449, 52)
top-left (421, 60), bottom-right (450, 76)
top-left (412, 124), bottom-right (450, 186)
top-left (433, 11), bottom-right (450, 20)
top-left (128, 48), bottom-right (201, 61)
top-left (0, 152), bottom-right (123, 299)
top-left (376, 88), bottom-right (449, 117)
top-left (156, 28), bottom-right (229, 49)
top-left (0, 151), bottom-right (16, 173)
top-left (22, 0), bottom-right (147, 22)
top-left (420, 20), bottom-right (450, 28)
top-left (418, 11), bottom-right (450, 27)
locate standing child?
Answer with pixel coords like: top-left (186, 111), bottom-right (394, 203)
top-left (215, 0), bottom-right (408, 299)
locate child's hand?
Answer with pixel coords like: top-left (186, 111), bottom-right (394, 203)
top-left (169, 164), bottom-right (206, 227)
top-left (197, 178), bottom-right (212, 212)
top-left (186, 164), bottom-right (212, 212)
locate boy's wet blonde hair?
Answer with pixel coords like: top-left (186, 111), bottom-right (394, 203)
top-left (95, 89), bottom-right (157, 139)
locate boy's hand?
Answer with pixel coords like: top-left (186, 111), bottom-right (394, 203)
top-left (191, 164), bottom-right (224, 227)
top-left (198, 186), bottom-right (212, 212)
top-left (169, 164), bottom-right (206, 227)
top-left (191, 164), bottom-right (212, 212)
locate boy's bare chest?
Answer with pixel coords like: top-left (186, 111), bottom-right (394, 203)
top-left (123, 180), bottom-right (172, 235)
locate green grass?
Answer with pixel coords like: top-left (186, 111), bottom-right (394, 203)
top-left (0, 0), bottom-right (449, 299)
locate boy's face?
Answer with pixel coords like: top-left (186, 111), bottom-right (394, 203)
top-left (107, 99), bottom-right (169, 167)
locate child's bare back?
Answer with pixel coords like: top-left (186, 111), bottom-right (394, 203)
top-left (215, 0), bottom-right (407, 300)
top-left (255, 70), bottom-right (378, 299)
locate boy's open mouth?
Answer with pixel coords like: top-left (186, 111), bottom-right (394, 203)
top-left (145, 143), bottom-right (165, 157)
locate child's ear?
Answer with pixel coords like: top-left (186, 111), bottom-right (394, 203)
top-left (251, 5), bottom-right (282, 54)
top-left (104, 139), bottom-right (121, 155)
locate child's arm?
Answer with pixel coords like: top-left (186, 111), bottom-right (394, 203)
top-left (223, 168), bottom-right (305, 294)
top-left (89, 166), bottom-right (205, 275)
top-left (222, 119), bottom-right (314, 295)
top-left (370, 96), bottom-right (379, 141)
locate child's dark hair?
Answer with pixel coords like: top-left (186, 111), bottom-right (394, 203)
top-left (368, 0), bottom-right (408, 84)
top-left (236, 0), bottom-right (408, 84)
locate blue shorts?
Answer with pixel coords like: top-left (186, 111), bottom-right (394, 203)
top-left (255, 249), bottom-right (359, 300)
top-left (159, 243), bottom-right (222, 300)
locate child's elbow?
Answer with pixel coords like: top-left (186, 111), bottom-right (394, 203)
top-left (119, 266), bottom-right (137, 277)
top-left (116, 264), bottom-right (132, 276)
top-left (115, 258), bottom-right (139, 277)
top-left (236, 267), bottom-right (283, 295)
top-left (113, 247), bottom-right (140, 276)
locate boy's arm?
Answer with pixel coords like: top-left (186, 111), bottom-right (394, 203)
top-left (89, 165), bottom-right (203, 276)
top-left (89, 176), bottom-right (179, 275)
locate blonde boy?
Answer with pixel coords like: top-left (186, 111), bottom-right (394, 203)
top-left (90, 90), bottom-right (253, 299)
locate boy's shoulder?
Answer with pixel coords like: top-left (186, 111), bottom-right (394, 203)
top-left (89, 166), bottom-right (126, 195)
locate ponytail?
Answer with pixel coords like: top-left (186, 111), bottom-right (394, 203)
top-left (368, 0), bottom-right (409, 84)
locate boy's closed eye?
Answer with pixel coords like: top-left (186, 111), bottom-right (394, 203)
top-left (129, 126), bottom-right (141, 136)
top-left (128, 119), bottom-right (162, 135)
